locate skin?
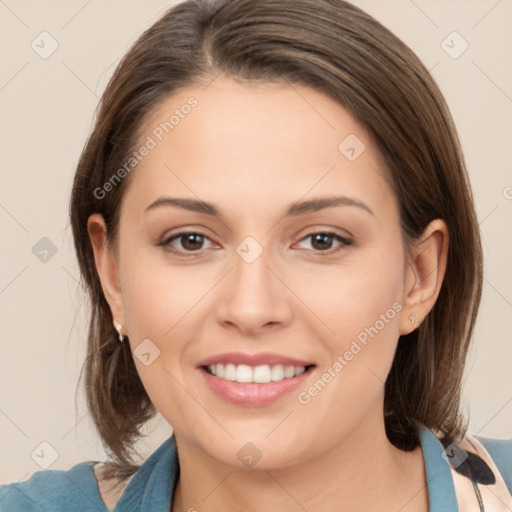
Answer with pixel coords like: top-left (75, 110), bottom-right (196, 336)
top-left (88, 75), bottom-right (448, 512)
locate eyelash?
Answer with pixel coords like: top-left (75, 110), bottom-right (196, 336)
top-left (158, 230), bottom-right (353, 257)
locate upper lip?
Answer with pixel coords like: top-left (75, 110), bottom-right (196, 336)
top-left (197, 352), bottom-right (315, 368)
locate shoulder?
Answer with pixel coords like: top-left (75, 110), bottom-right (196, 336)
top-left (475, 435), bottom-right (512, 494)
top-left (0, 461), bottom-right (103, 512)
top-left (0, 435), bottom-right (179, 512)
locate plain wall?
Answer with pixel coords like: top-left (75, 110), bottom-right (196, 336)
top-left (1, 0), bottom-right (511, 482)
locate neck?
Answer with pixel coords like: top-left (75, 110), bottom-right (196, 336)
top-left (171, 411), bottom-right (428, 512)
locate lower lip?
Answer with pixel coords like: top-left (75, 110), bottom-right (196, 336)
top-left (199, 366), bottom-right (315, 406)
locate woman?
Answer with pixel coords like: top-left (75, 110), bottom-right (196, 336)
top-left (1, 0), bottom-right (511, 510)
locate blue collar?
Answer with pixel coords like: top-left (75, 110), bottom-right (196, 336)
top-left (419, 424), bottom-right (458, 511)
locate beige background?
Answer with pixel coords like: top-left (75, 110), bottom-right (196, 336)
top-left (1, 0), bottom-right (511, 483)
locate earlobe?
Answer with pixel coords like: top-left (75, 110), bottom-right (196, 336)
top-left (87, 213), bottom-right (126, 328)
top-left (399, 219), bottom-right (449, 335)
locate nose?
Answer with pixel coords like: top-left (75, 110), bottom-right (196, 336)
top-left (216, 239), bottom-right (293, 335)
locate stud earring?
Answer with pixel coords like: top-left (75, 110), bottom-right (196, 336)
top-left (113, 320), bottom-right (125, 342)
top-left (409, 314), bottom-right (417, 327)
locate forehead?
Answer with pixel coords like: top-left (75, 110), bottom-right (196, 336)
top-left (138, 75), bottom-right (370, 157)
top-left (122, 75), bottom-right (395, 220)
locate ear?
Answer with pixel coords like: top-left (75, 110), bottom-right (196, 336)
top-left (87, 213), bottom-right (126, 334)
top-left (399, 219), bottom-right (449, 335)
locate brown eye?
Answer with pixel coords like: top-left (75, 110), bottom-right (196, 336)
top-left (160, 231), bottom-right (214, 255)
top-left (296, 231), bottom-right (352, 254)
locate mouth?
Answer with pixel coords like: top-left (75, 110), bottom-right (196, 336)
top-left (198, 361), bottom-right (317, 406)
top-left (202, 363), bottom-right (316, 384)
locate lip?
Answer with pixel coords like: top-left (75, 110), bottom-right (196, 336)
top-left (196, 351), bottom-right (315, 368)
top-left (198, 364), bottom-right (316, 406)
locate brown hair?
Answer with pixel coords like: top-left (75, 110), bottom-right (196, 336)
top-left (69, 0), bottom-right (483, 481)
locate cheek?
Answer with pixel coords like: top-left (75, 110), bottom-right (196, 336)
top-left (294, 239), bottom-right (405, 407)
top-left (118, 244), bottom-right (223, 396)
top-left (120, 244), bottom-right (204, 341)
top-left (294, 269), bottom-right (404, 443)
top-left (118, 249), bottom-right (211, 427)
top-left (293, 238), bottom-right (405, 349)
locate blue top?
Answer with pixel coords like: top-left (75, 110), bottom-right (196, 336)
top-left (1, 426), bottom-right (511, 512)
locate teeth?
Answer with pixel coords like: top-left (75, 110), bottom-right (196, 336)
top-left (271, 364), bottom-right (285, 381)
top-left (224, 363), bottom-right (236, 381)
top-left (206, 363), bottom-right (308, 383)
top-left (284, 365), bottom-right (295, 378)
top-left (236, 364), bottom-right (253, 383)
top-left (253, 365), bottom-right (272, 383)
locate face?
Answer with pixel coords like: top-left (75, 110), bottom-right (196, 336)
top-left (95, 75), bottom-right (418, 469)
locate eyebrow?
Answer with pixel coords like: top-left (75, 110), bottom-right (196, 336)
top-left (144, 195), bottom-right (374, 218)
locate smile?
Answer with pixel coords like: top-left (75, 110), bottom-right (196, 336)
top-left (204, 363), bottom-right (313, 383)
top-left (199, 363), bottom-right (316, 406)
